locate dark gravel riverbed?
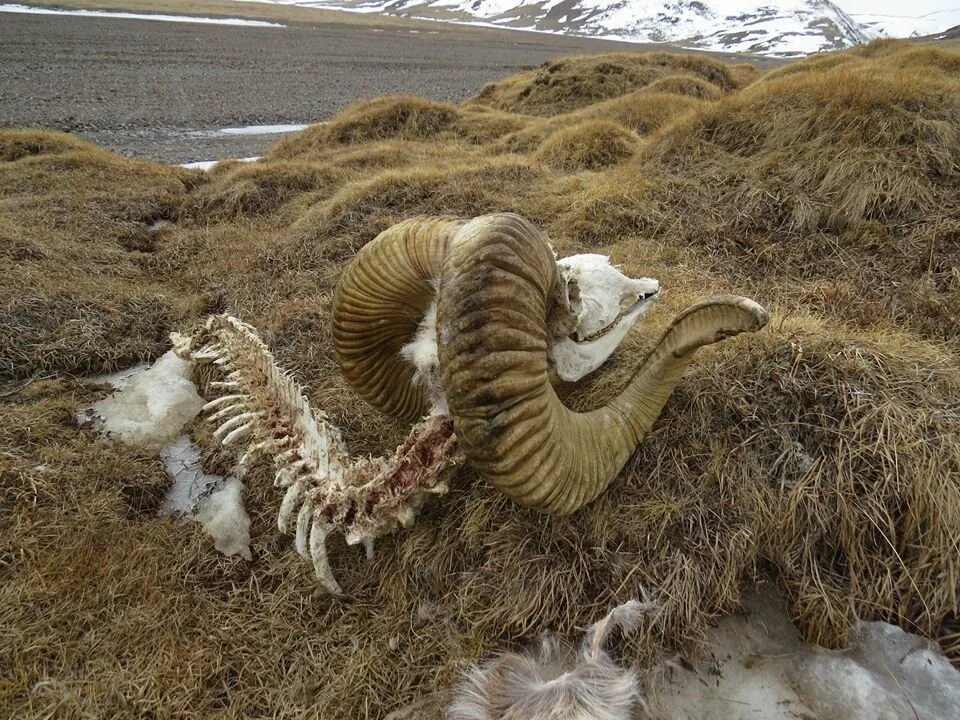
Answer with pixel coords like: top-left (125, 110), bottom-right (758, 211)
top-left (0, 9), bottom-right (739, 163)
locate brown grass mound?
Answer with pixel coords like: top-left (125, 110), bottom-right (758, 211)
top-left (581, 91), bottom-right (704, 135)
top-left (540, 169), bottom-right (663, 251)
top-left (0, 127), bottom-right (95, 162)
top-left (178, 160), bottom-right (340, 223)
top-left (642, 72), bottom-right (723, 99)
top-left (491, 91), bottom-right (702, 159)
top-left (465, 52), bottom-right (746, 116)
top-left (270, 96), bottom-right (460, 158)
top-left (269, 99), bottom-right (529, 164)
top-left (282, 157), bottom-right (547, 267)
top-left (537, 118), bottom-right (638, 172)
top-left (3, 314), bottom-right (957, 719)
top-left (0, 131), bottom-right (203, 380)
top-left (637, 48), bottom-right (960, 342)
top-left (2, 45), bottom-right (960, 720)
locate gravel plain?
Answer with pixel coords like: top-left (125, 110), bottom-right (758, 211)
top-left (0, 8), bottom-right (750, 163)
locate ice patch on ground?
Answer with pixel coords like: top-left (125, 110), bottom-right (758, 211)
top-left (216, 124), bottom-right (310, 136)
top-left (186, 124), bottom-right (316, 141)
top-left (81, 362), bottom-right (152, 390)
top-left (78, 355), bottom-right (252, 560)
top-left (195, 476), bottom-right (253, 560)
top-left (0, 4), bottom-right (285, 27)
top-left (162, 436), bottom-right (252, 560)
top-left (78, 351), bottom-right (203, 451)
top-left (644, 585), bottom-right (960, 719)
top-left (180, 156), bottom-right (261, 170)
top-left (160, 434), bottom-right (222, 514)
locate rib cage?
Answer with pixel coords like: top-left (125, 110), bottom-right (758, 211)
top-left (174, 314), bottom-right (462, 595)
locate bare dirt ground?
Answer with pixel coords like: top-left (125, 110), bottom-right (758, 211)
top-left (0, 4), bottom-right (778, 163)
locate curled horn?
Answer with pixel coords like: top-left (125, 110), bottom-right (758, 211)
top-left (437, 213), bottom-right (768, 515)
top-left (331, 217), bottom-right (463, 422)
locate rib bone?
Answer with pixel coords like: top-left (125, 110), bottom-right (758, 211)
top-left (173, 314), bottom-right (464, 595)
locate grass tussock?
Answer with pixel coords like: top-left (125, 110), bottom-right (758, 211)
top-left (269, 97), bottom-right (529, 161)
top-left (491, 91), bottom-right (703, 159)
top-left (580, 91), bottom-right (704, 135)
top-left (2, 40), bottom-right (960, 719)
top-left (283, 157), bottom-right (547, 266)
top-left (641, 73), bottom-right (723, 99)
top-left (178, 160), bottom-right (341, 224)
top-left (637, 50), bottom-right (960, 341)
top-left (537, 119), bottom-right (638, 172)
top-left (271, 96), bottom-right (460, 158)
top-left (465, 51), bottom-right (750, 116)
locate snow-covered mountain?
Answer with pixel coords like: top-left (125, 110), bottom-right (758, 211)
top-left (254, 0), bottom-right (960, 56)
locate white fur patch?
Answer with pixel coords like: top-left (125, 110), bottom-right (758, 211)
top-left (448, 599), bottom-right (655, 720)
top-left (400, 297), bottom-right (448, 414)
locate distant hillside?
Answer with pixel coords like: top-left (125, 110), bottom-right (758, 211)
top-left (254, 0), bottom-right (960, 56)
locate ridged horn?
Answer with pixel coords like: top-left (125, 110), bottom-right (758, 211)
top-left (437, 213), bottom-right (769, 515)
top-left (332, 217), bottom-right (464, 422)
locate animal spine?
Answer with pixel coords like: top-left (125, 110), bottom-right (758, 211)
top-left (173, 314), bottom-right (462, 595)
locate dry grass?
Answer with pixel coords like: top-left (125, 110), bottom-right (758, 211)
top-left (537, 119), bottom-right (638, 172)
top-left (636, 47), bottom-right (960, 342)
top-left (178, 160), bottom-right (341, 224)
top-left (2, 39), bottom-right (959, 720)
top-left (464, 51), bottom-right (752, 116)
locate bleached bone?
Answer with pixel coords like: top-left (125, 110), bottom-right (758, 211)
top-left (172, 315), bottom-right (463, 595)
top-left (548, 254), bottom-right (660, 383)
top-left (400, 254), bottom-right (660, 406)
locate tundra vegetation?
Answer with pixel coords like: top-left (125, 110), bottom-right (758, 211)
top-left (1, 40), bottom-right (958, 718)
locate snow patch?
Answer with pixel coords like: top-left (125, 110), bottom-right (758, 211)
top-left (841, 1), bottom-right (960, 38)
top-left (244, 0), bottom-right (959, 56)
top-left (644, 585), bottom-right (960, 719)
top-left (79, 351), bottom-right (204, 451)
top-left (216, 124), bottom-right (310, 136)
top-left (0, 3), bottom-right (285, 27)
top-left (180, 156), bottom-right (261, 170)
top-left (81, 362), bottom-right (152, 390)
top-left (161, 436), bottom-right (252, 560)
top-left (195, 476), bottom-right (253, 560)
top-left (78, 355), bottom-right (252, 561)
